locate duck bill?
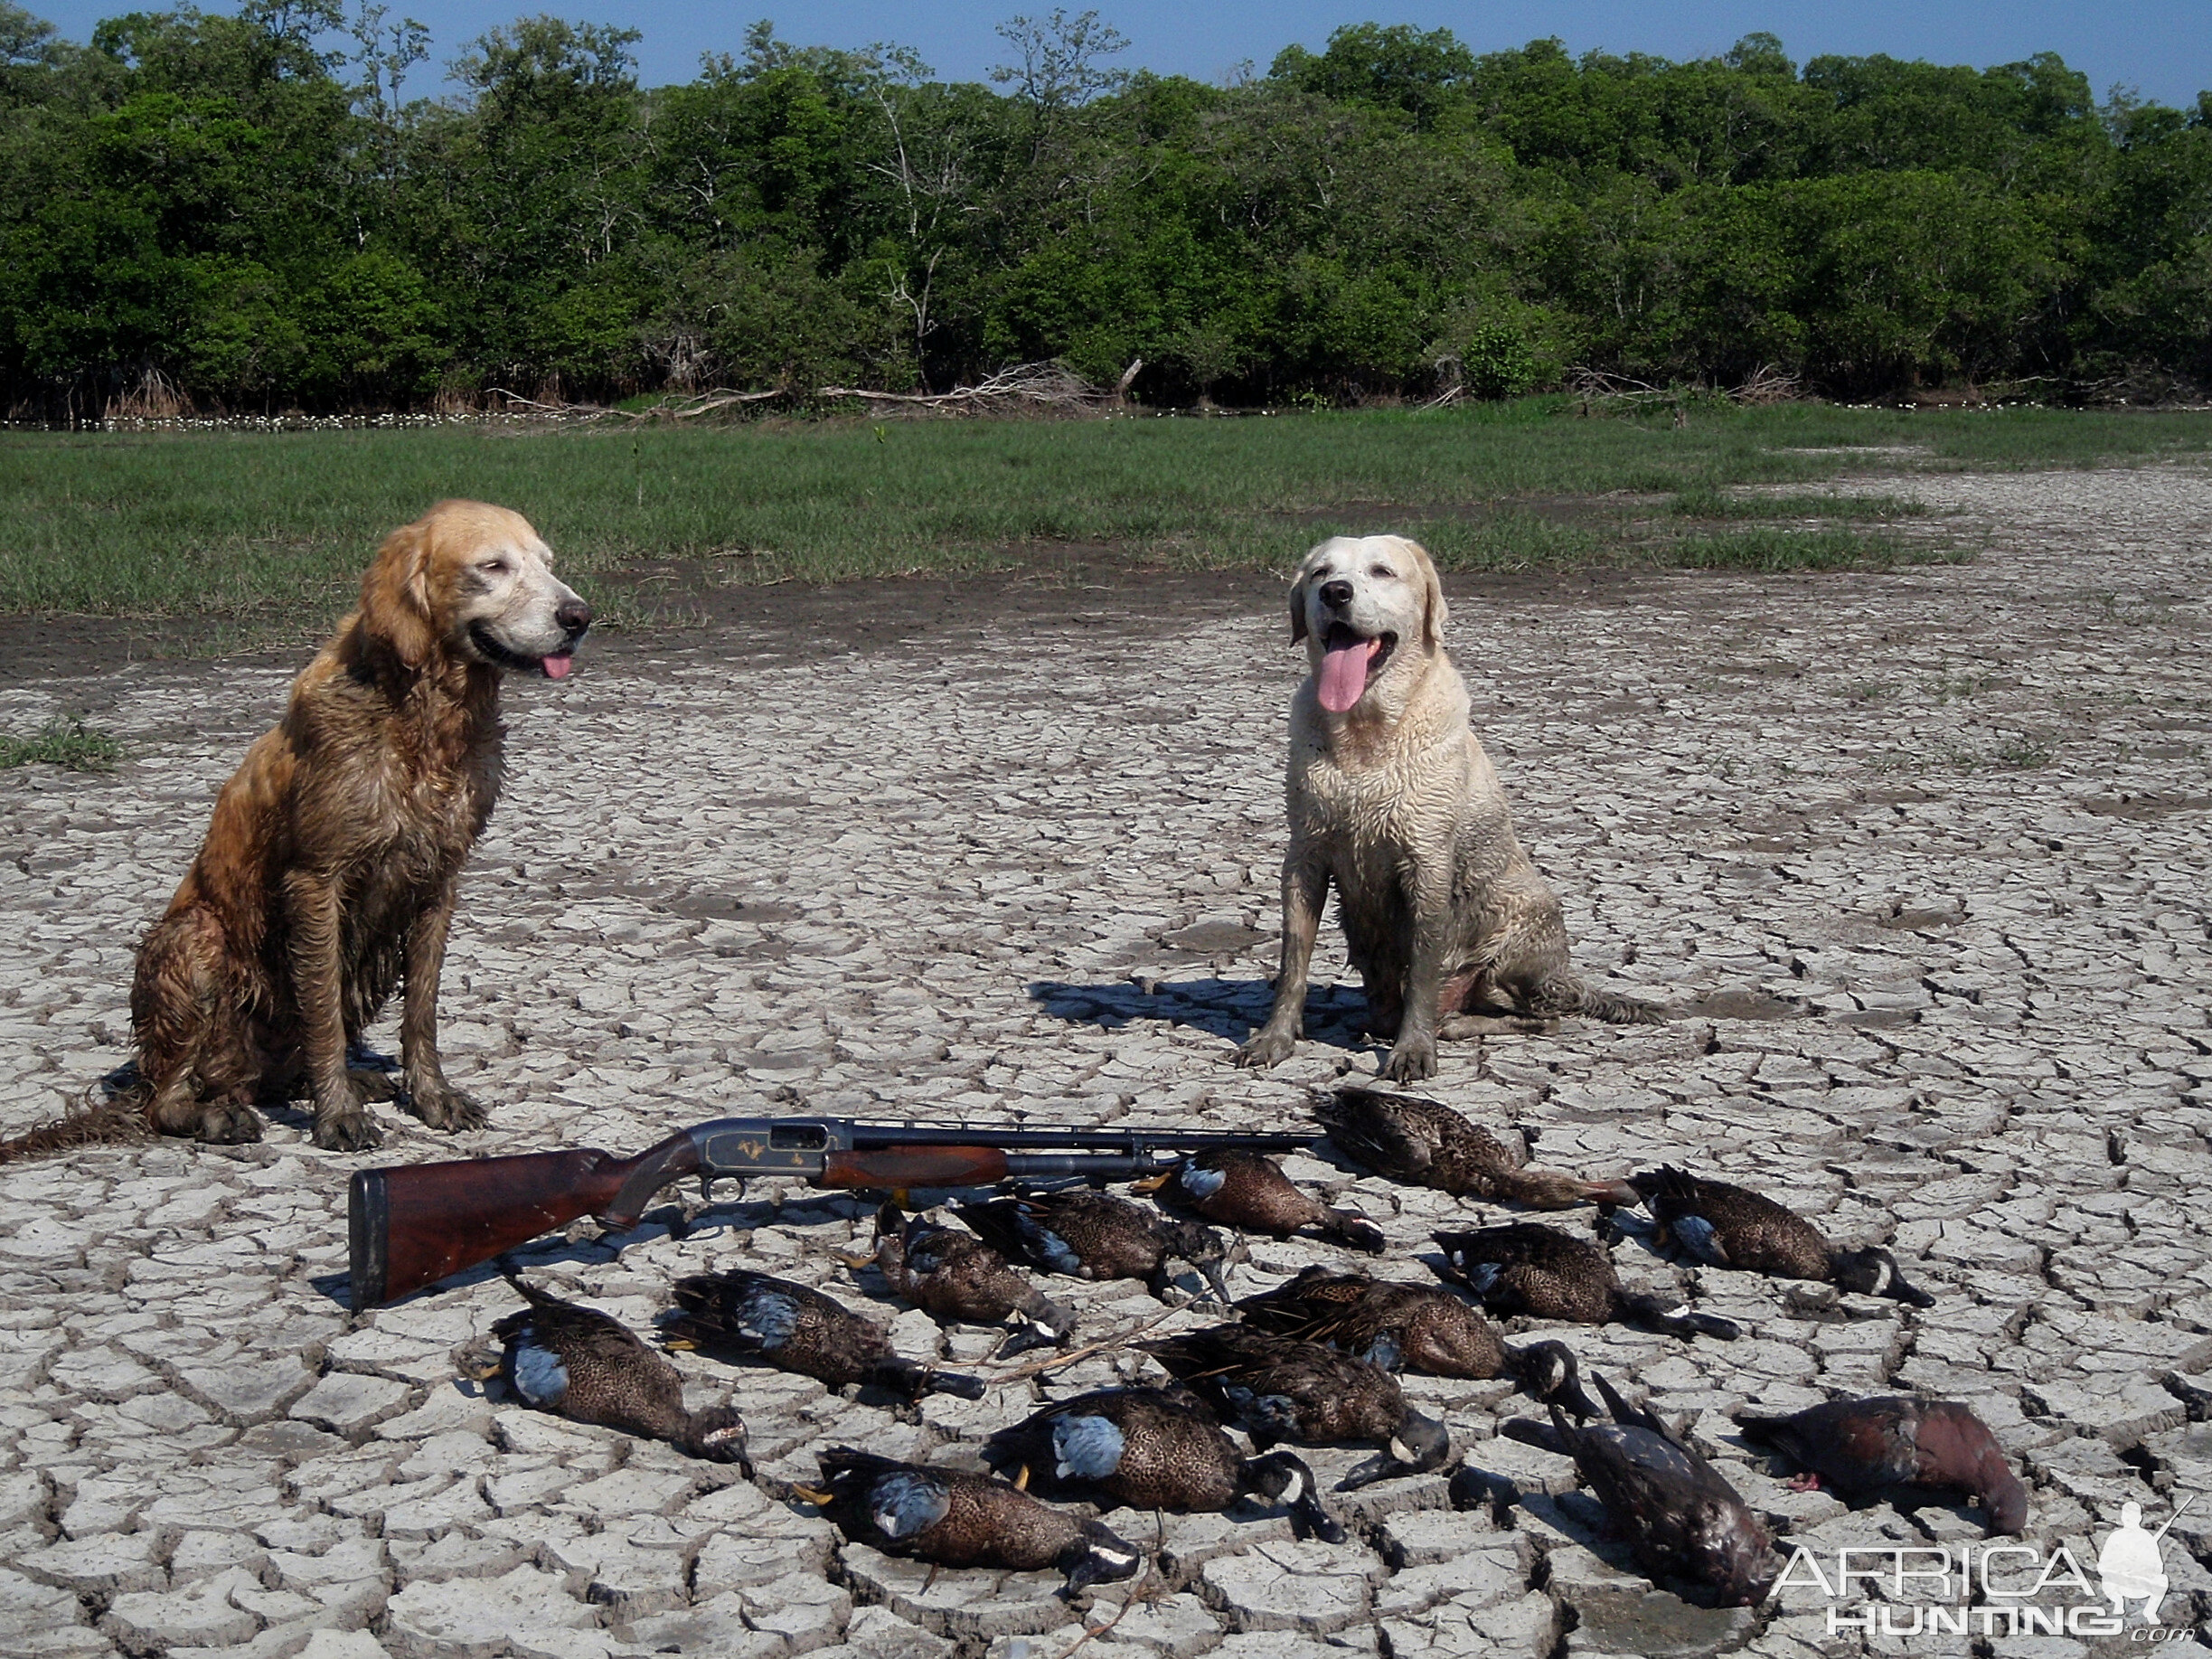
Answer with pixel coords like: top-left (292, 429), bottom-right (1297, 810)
top-left (1887, 1278), bottom-right (1937, 1308)
top-left (1548, 1374), bottom-right (1601, 1424)
top-left (1198, 1259), bottom-right (1234, 1307)
top-left (1294, 1492), bottom-right (1348, 1544)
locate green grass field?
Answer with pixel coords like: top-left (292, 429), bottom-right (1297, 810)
top-left (4, 399), bottom-right (2208, 643)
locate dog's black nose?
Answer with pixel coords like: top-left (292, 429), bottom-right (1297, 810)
top-left (1319, 580), bottom-right (1354, 608)
top-left (556, 599), bottom-right (593, 636)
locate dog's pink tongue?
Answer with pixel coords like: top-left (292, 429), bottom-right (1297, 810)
top-left (1316, 638), bottom-right (1379, 712)
top-left (541, 654), bottom-right (573, 681)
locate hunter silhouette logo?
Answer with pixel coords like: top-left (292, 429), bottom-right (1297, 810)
top-left (2097, 1496), bottom-right (2193, 1624)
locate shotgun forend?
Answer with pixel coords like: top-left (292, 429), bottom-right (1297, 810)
top-left (348, 1114), bottom-right (1322, 1311)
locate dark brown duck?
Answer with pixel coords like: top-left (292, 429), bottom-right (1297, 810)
top-left (982, 1385), bottom-right (1345, 1541)
top-left (1629, 1167), bottom-right (1935, 1306)
top-left (1143, 1324), bottom-right (1451, 1478)
top-left (869, 1202), bottom-right (1074, 1351)
top-left (664, 1269), bottom-right (984, 1400)
top-left (1134, 1149), bottom-right (1384, 1251)
top-left (1504, 1373), bottom-right (1778, 1608)
top-left (957, 1187), bottom-right (1231, 1304)
top-left (1236, 1265), bottom-right (1597, 1418)
top-left (461, 1277), bottom-right (749, 1467)
top-left (1432, 1223), bottom-right (1741, 1340)
top-left (1319, 1088), bottom-right (1637, 1208)
top-left (798, 1447), bottom-right (1144, 1596)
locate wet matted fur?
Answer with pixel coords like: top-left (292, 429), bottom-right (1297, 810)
top-left (1238, 533), bottom-right (1658, 1083)
top-left (125, 500), bottom-right (591, 1151)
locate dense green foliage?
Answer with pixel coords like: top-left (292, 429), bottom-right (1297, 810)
top-left (1, 4), bottom-right (2206, 413)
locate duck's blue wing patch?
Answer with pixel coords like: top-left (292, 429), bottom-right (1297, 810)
top-left (1017, 1214), bottom-right (1084, 1276)
top-left (869, 1471), bottom-right (950, 1540)
top-left (1360, 1333), bottom-right (1404, 1372)
top-left (737, 1287), bottom-right (800, 1348)
top-left (1668, 1215), bottom-right (1729, 1267)
top-left (1458, 1260), bottom-right (1501, 1294)
top-left (1051, 1414), bottom-right (1126, 1481)
top-left (1224, 1385), bottom-right (1302, 1438)
top-left (1177, 1162), bottom-right (1227, 1201)
top-left (508, 1339), bottom-right (569, 1408)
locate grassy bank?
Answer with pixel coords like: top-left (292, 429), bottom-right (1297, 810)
top-left (3, 400), bottom-right (2207, 638)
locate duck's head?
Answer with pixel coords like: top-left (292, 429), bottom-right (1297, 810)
top-left (1506, 1340), bottom-right (1599, 1423)
top-left (1060, 1522), bottom-right (1144, 1597)
top-left (1162, 1220), bottom-right (1234, 1305)
top-left (682, 1405), bottom-right (752, 1473)
top-left (1832, 1246), bottom-right (1936, 1307)
top-left (1245, 1449), bottom-right (1346, 1543)
top-left (1388, 1407), bottom-right (1454, 1473)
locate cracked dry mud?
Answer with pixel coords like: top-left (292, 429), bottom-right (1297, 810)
top-left (1, 464), bottom-right (2209, 1659)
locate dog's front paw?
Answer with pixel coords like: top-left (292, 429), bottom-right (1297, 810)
top-left (409, 1084), bottom-right (488, 1133)
top-left (1237, 1027), bottom-right (1297, 1069)
top-left (314, 1103), bottom-right (383, 1153)
top-left (194, 1100), bottom-right (265, 1145)
top-left (1381, 1035), bottom-right (1438, 1083)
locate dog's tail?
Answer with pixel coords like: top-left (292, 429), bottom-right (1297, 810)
top-left (0, 1088), bottom-right (152, 1165)
top-left (1537, 976), bottom-right (1667, 1026)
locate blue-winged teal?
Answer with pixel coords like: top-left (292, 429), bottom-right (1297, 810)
top-left (1628, 1167), bottom-right (1935, 1306)
top-left (869, 1202), bottom-right (1074, 1352)
top-left (983, 1384), bottom-right (1345, 1541)
top-left (1236, 1265), bottom-right (1597, 1418)
top-left (1735, 1396), bottom-right (2026, 1535)
top-left (797, 1447), bottom-right (1144, 1596)
top-left (1319, 1088), bottom-right (1637, 1208)
top-left (1431, 1223), bottom-right (1740, 1340)
top-left (1134, 1149), bottom-right (1384, 1252)
top-left (1504, 1372), bottom-right (1777, 1607)
top-left (664, 1269), bottom-right (984, 1400)
top-left (1142, 1324), bottom-right (1450, 1478)
top-left (462, 1277), bottom-right (749, 1468)
top-left (957, 1188), bottom-right (1231, 1304)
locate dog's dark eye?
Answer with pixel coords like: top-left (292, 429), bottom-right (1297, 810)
top-left (479, 560), bottom-right (508, 575)
top-left (1370, 565), bottom-right (1394, 579)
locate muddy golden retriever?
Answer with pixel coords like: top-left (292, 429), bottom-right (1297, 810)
top-left (127, 500), bottom-right (590, 1151)
top-left (1238, 534), bottom-right (1657, 1083)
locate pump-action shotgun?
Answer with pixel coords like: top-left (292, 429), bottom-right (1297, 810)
top-left (347, 1115), bottom-right (1322, 1310)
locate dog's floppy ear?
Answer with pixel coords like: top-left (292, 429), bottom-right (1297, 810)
top-left (1407, 539), bottom-right (1448, 653)
top-left (359, 515), bottom-right (438, 667)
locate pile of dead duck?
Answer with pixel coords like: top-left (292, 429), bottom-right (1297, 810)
top-left (453, 1085), bottom-right (2017, 1612)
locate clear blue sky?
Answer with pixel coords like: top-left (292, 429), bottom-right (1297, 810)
top-left (30, 0), bottom-right (2212, 109)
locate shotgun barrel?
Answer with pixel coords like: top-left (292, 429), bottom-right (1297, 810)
top-left (349, 1115), bottom-right (1323, 1310)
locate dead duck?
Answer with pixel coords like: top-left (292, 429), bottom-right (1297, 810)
top-left (796, 1447), bottom-right (1144, 1597)
top-left (1235, 1265), bottom-right (1598, 1419)
top-left (663, 1269), bottom-right (984, 1401)
top-left (867, 1202), bottom-right (1074, 1353)
top-left (956, 1188), bottom-right (1232, 1305)
top-left (1133, 1149), bottom-right (1384, 1252)
top-left (1318, 1087), bottom-right (1637, 1209)
top-left (1734, 1395), bottom-right (2026, 1535)
top-left (1431, 1223), bottom-right (1741, 1341)
top-left (1627, 1167), bottom-right (1935, 1306)
top-left (1503, 1372), bottom-right (1778, 1608)
top-left (460, 1277), bottom-right (749, 1468)
top-left (1142, 1324), bottom-right (1451, 1481)
top-left (982, 1385), bottom-right (1345, 1542)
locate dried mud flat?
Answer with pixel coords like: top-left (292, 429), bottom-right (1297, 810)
top-left (1, 465), bottom-right (2208, 1659)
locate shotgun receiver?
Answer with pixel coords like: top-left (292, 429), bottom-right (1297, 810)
top-left (348, 1116), bottom-right (1322, 1311)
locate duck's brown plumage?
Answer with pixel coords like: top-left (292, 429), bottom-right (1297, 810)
top-left (1142, 1324), bottom-right (1450, 1473)
top-left (1318, 1088), bottom-right (1637, 1209)
top-left (872, 1203), bottom-right (1074, 1347)
top-left (664, 1269), bottom-right (984, 1400)
top-left (1504, 1373), bottom-right (1777, 1607)
top-left (1235, 1265), bottom-right (1597, 1416)
top-left (472, 1278), bottom-right (748, 1467)
top-left (981, 1385), bottom-right (1344, 1541)
top-left (1631, 1167), bottom-right (1935, 1306)
top-left (1144, 1150), bottom-right (1384, 1251)
top-left (811, 1448), bottom-right (1144, 1594)
top-left (956, 1189), bottom-right (1230, 1303)
top-left (1431, 1224), bottom-right (1740, 1341)
top-left (1735, 1396), bottom-right (2026, 1534)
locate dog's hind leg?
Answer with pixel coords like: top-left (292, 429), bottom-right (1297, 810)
top-left (129, 909), bottom-right (265, 1145)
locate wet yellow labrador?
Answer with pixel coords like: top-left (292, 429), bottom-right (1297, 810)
top-left (1238, 534), bottom-right (1658, 1082)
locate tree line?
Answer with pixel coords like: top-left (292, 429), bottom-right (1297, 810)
top-left (1, 3), bottom-right (2207, 417)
